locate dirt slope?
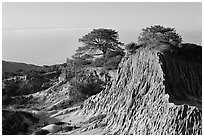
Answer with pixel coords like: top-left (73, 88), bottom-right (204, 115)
top-left (27, 82), bottom-right (85, 110)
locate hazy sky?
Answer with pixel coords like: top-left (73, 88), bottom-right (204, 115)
top-left (2, 2), bottom-right (202, 65)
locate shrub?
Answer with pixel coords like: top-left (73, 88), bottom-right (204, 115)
top-left (138, 25), bottom-right (182, 47)
top-left (103, 55), bottom-right (123, 70)
top-left (125, 42), bottom-right (142, 54)
top-left (92, 57), bottom-right (105, 67)
top-left (104, 50), bottom-right (124, 58)
top-left (2, 111), bottom-right (29, 135)
top-left (69, 72), bottom-right (105, 96)
top-left (92, 50), bottom-right (124, 70)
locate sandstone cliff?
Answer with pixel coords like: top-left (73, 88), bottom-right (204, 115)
top-left (79, 45), bottom-right (202, 135)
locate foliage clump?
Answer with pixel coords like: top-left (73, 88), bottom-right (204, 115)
top-left (78, 28), bottom-right (123, 56)
top-left (125, 42), bottom-right (143, 54)
top-left (69, 71), bottom-right (105, 97)
top-left (92, 50), bottom-right (124, 69)
top-left (138, 25), bottom-right (182, 47)
top-left (2, 110), bottom-right (39, 135)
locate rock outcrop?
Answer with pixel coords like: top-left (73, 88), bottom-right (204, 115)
top-left (79, 45), bottom-right (202, 135)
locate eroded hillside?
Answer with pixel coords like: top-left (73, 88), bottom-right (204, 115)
top-left (63, 45), bottom-right (202, 135)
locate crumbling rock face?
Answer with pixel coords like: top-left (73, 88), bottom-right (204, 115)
top-left (80, 47), bottom-right (202, 135)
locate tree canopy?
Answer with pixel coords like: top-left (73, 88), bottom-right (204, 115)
top-left (77, 28), bottom-right (123, 56)
top-left (138, 25), bottom-right (182, 47)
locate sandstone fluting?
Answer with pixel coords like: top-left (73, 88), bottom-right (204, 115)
top-left (79, 46), bottom-right (202, 135)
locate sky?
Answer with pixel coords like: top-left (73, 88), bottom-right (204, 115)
top-left (2, 2), bottom-right (202, 65)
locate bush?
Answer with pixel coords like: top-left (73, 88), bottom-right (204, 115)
top-left (92, 57), bottom-right (105, 67)
top-left (2, 111), bottom-right (29, 135)
top-left (92, 50), bottom-right (124, 70)
top-left (125, 42), bottom-right (142, 54)
top-left (138, 25), bottom-right (182, 47)
top-left (103, 55), bottom-right (123, 70)
top-left (104, 50), bottom-right (124, 58)
top-left (69, 72), bottom-right (105, 96)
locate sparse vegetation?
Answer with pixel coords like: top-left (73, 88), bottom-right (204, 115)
top-left (2, 64), bottom-right (65, 107)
